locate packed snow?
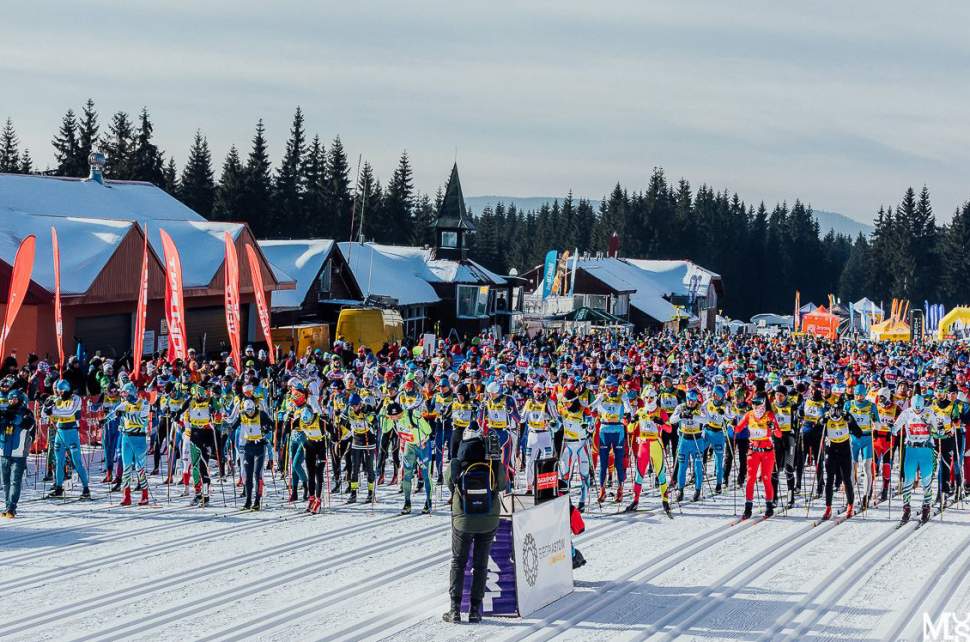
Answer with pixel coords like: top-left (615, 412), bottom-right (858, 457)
top-left (2, 449), bottom-right (968, 642)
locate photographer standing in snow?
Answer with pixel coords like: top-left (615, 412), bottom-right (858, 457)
top-left (443, 420), bottom-right (506, 624)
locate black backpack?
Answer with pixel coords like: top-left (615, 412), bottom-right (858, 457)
top-left (460, 462), bottom-right (493, 514)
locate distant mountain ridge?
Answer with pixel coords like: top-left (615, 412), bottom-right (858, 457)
top-left (465, 196), bottom-right (873, 239)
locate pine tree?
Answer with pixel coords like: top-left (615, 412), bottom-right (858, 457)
top-left (355, 161), bottom-right (382, 242)
top-left (19, 149), bottom-right (32, 174)
top-left (101, 111), bottom-right (135, 178)
top-left (242, 119), bottom-right (273, 236)
top-left (274, 107), bottom-right (306, 232)
top-left (129, 108), bottom-right (165, 185)
top-left (52, 109), bottom-right (83, 176)
top-left (866, 206), bottom-right (896, 304)
top-left (213, 145), bottom-right (246, 222)
top-left (179, 131), bottom-right (215, 217)
top-left (162, 157), bottom-right (178, 194)
top-left (412, 193), bottom-right (436, 248)
top-left (0, 118), bottom-right (20, 173)
top-left (839, 233), bottom-right (871, 302)
top-left (325, 136), bottom-right (352, 240)
top-left (77, 99), bottom-right (100, 164)
top-left (382, 150), bottom-right (415, 244)
top-left (300, 135), bottom-right (328, 236)
top-left (941, 201), bottom-right (970, 305)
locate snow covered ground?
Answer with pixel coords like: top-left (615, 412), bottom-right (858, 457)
top-left (3, 452), bottom-right (969, 642)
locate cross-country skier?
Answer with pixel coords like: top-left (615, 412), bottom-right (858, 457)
top-left (44, 379), bottom-right (91, 500)
top-left (232, 398), bottom-right (273, 510)
top-left (109, 382), bottom-right (151, 506)
top-left (345, 393), bottom-right (377, 504)
top-left (383, 402), bottom-right (433, 514)
top-left (893, 393), bottom-right (942, 524)
top-left (734, 394), bottom-right (782, 519)
top-left (846, 383), bottom-right (880, 510)
top-left (558, 388), bottom-right (592, 511)
top-left (625, 387), bottom-right (672, 515)
top-left (669, 389), bottom-right (707, 503)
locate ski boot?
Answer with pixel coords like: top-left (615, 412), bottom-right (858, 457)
top-left (442, 601), bottom-right (462, 624)
top-left (346, 490), bottom-right (358, 504)
top-left (715, 483), bottom-right (722, 495)
top-left (691, 489), bottom-right (701, 503)
top-left (377, 474), bottom-right (386, 486)
top-left (899, 504), bottom-right (911, 524)
top-left (422, 500), bottom-right (432, 514)
top-left (80, 487), bottom-right (91, 500)
top-left (120, 488), bottom-right (132, 506)
top-left (110, 479), bottom-right (122, 493)
top-left (786, 490), bottom-right (796, 509)
top-left (624, 501), bottom-right (639, 513)
top-left (390, 471), bottom-right (399, 485)
top-left (597, 487), bottom-right (606, 503)
top-left (102, 471), bottom-right (113, 484)
top-left (764, 501), bottom-right (774, 519)
top-left (742, 501), bottom-right (753, 520)
top-left (243, 498), bottom-right (252, 510)
top-left (150, 467), bottom-right (159, 476)
top-left (365, 489), bottom-right (374, 503)
top-left (42, 472), bottom-right (54, 482)
top-left (820, 505), bottom-right (832, 521)
top-left (920, 504), bottom-right (931, 524)
top-left (845, 503), bottom-right (854, 519)
top-left (139, 488), bottom-right (149, 506)
top-left (572, 548), bottom-right (587, 569)
top-left (46, 486), bottom-right (65, 499)
top-left (345, 482), bottom-right (353, 494)
top-left (306, 498), bottom-right (315, 513)
top-left (437, 472), bottom-right (444, 486)
top-left (252, 497), bottom-right (261, 511)
top-left (662, 500), bottom-right (673, 518)
top-left (302, 484), bottom-right (309, 501)
top-left (400, 501), bottom-right (412, 515)
top-left (675, 488), bottom-right (684, 503)
top-left (615, 487), bottom-right (624, 503)
top-left (289, 488), bottom-right (298, 502)
top-left (861, 495), bottom-right (869, 511)
top-left (468, 602), bottom-right (483, 623)
top-left (191, 494), bottom-right (204, 507)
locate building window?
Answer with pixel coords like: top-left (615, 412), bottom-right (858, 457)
top-left (614, 294), bottom-right (629, 316)
top-left (457, 285), bottom-right (489, 318)
top-left (588, 294), bottom-right (608, 311)
top-left (441, 231), bottom-right (458, 248)
top-left (319, 259), bottom-right (332, 295)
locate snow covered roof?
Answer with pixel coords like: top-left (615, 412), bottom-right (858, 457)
top-left (0, 173), bottom-right (205, 222)
top-left (337, 242), bottom-right (441, 306)
top-left (576, 258), bottom-right (678, 323)
top-left (0, 213), bottom-right (134, 295)
top-left (258, 239), bottom-right (335, 309)
top-left (852, 297), bottom-right (882, 314)
top-left (146, 220), bottom-right (245, 288)
top-left (622, 259), bottom-right (720, 298)
top-left (750, 313), bottom-right (794, 327)
top-left (425, 258), bottom-right (507, 285)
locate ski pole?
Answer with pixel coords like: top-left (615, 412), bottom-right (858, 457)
top-left (210, 427), bottom-right (229, 508)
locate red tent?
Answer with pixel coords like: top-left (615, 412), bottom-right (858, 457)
top-left (801, 305), bottom-right (840, 339)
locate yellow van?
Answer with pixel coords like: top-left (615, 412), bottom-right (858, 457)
top-left (271, 323), bottom-right (331, 357)
top-left (335, 308), bottom-right (404, 353)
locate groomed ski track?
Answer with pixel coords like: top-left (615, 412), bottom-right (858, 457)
top-left (3, 468), bottom-right (969, 641)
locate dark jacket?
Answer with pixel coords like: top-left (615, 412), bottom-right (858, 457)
top-left (445, 435), bottom-right (506, 534)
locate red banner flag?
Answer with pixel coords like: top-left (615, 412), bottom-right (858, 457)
top-left (0, 235), bottom-right (36, 362)
top-left (159, 229), bottom-right (188, 363)
top-left (50, 227), bottom-right (65, 369)
top-left (223, 232), bottom-right (242, 370)
top-left (244, 244), bottom-right (275, 364)
top-left (132, 228), bottom-right (150, 379)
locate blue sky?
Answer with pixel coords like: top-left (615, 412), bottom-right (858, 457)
top-left (3, 1), bottom-right (969, 222)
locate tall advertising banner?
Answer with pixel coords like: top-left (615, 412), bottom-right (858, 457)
top-left (159, 229), bottom-right (188, 363)
top-left (512, 495), bottom-right (574, 616)
top-left (244, 244), bottom-right (276, 364)
top-left (50, 227), bottom-right (65, 369)
top-left (0, 234), bottom-right (36, 361)
top-left (132, 229), bottom-right (150, 379)
top-left (541, 250), bottom-right (558, 300)
top-left (223, 232), bottom-right (242, 370)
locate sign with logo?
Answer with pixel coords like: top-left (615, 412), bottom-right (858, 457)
top-left (511, 495), bottom-right (573, 616)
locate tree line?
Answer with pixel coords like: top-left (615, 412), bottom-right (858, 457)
top-left (4, 100), bottom-right (968, 319)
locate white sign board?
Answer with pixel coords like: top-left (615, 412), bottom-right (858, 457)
top-left (512, 495), bottom-right (573, 616)
top-left (142, 330), bottom-right (156, 355)
top-left (422, 333), bottom-right (436, 351)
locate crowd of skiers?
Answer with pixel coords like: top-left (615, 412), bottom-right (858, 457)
top-left (1, 330), bottom-right (968, 530)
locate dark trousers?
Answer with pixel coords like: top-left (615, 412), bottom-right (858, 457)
top-left (242, 441), bottom-right (266, 503)
top-left (350, 447), bottom-right (376, 489)
top-left (378, 430), bottom-right (400, 477)
top-left (824, 441), bottom-right (853, 507)
top-left (152, 417), bottom-right (170, 472)
top-left (771, 432), bottom-right (796, 498)
top-left (449, 528), bottom-right (497, 606)
top-left (305, 439), bottom-right (326, 499)
top-left (797, 425), bottom-right (825, 494)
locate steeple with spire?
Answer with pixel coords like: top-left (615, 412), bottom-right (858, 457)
top-left (434, 162), bottom-right (475, 260)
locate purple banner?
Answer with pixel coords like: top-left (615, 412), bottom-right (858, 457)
top-left (462, 517), bottom-right (517, 616)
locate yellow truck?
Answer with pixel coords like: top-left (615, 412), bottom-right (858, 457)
top-left (335, 308), bottom-right (404, 353)
top-left (271, 323), bottom-right (331, 357)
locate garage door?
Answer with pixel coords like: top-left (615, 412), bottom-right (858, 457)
top-left (186, 306), bottom-right (248, 359)
top-left (74, 313), bottom-right (132, 360)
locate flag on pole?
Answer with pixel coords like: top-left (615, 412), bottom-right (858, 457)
top-left (159, 229), bottom-right (188, 363)
top-left (50, 227), bottom-right (65, 370)
top-left (541, 250), bottom-right (558, 300)
top-left (223, 232), bottom-right (242, 370)
top-left (132, 227), bottom-right (150, 379)
top-left (245, 244), bottom-right (276, 364)
top-left (794, 291), bottom-right (801, 332)
top-left (0, 235), bottom-right (36, 363)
